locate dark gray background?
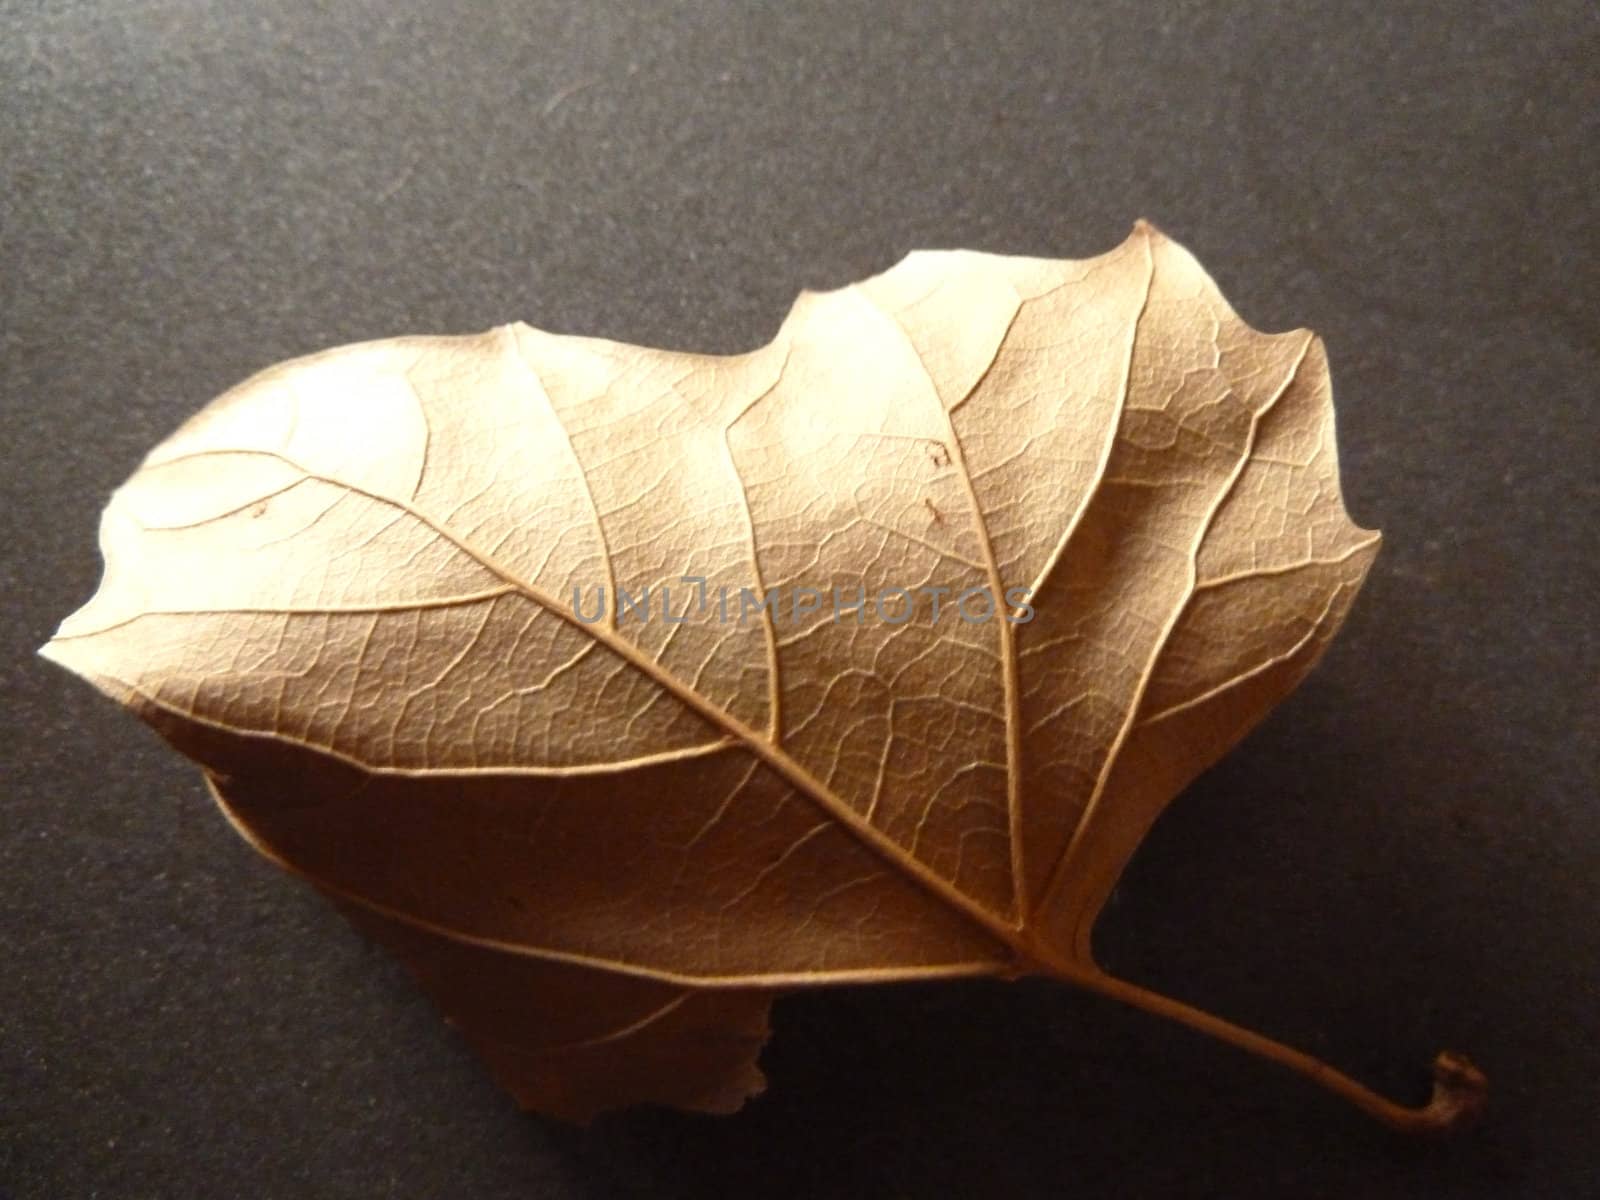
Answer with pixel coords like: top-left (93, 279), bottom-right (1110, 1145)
top-left (4, 2), bottom-right (1596, 1197)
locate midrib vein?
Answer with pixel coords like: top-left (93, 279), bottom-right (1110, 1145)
top-left (138, 444), bottom-right (1024, 953)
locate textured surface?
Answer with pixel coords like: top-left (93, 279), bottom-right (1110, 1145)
top-left (40, 227), bottom-right (1384, 1120)
top-left (3, 0), bottom-right (1597, 1195)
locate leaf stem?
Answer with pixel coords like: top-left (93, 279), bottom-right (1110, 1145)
top-left (1044, 958), bottom-right (1486, 1135)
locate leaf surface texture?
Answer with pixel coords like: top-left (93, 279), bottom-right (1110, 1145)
top-left (44, 223), bottom-right (1380, 1119)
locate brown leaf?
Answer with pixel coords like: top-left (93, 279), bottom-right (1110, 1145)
top-left (41, 222), bottom-right (1483, 1131)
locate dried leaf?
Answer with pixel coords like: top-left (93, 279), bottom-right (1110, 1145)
top-left (42, 222), bottom-right (1483, 1130)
